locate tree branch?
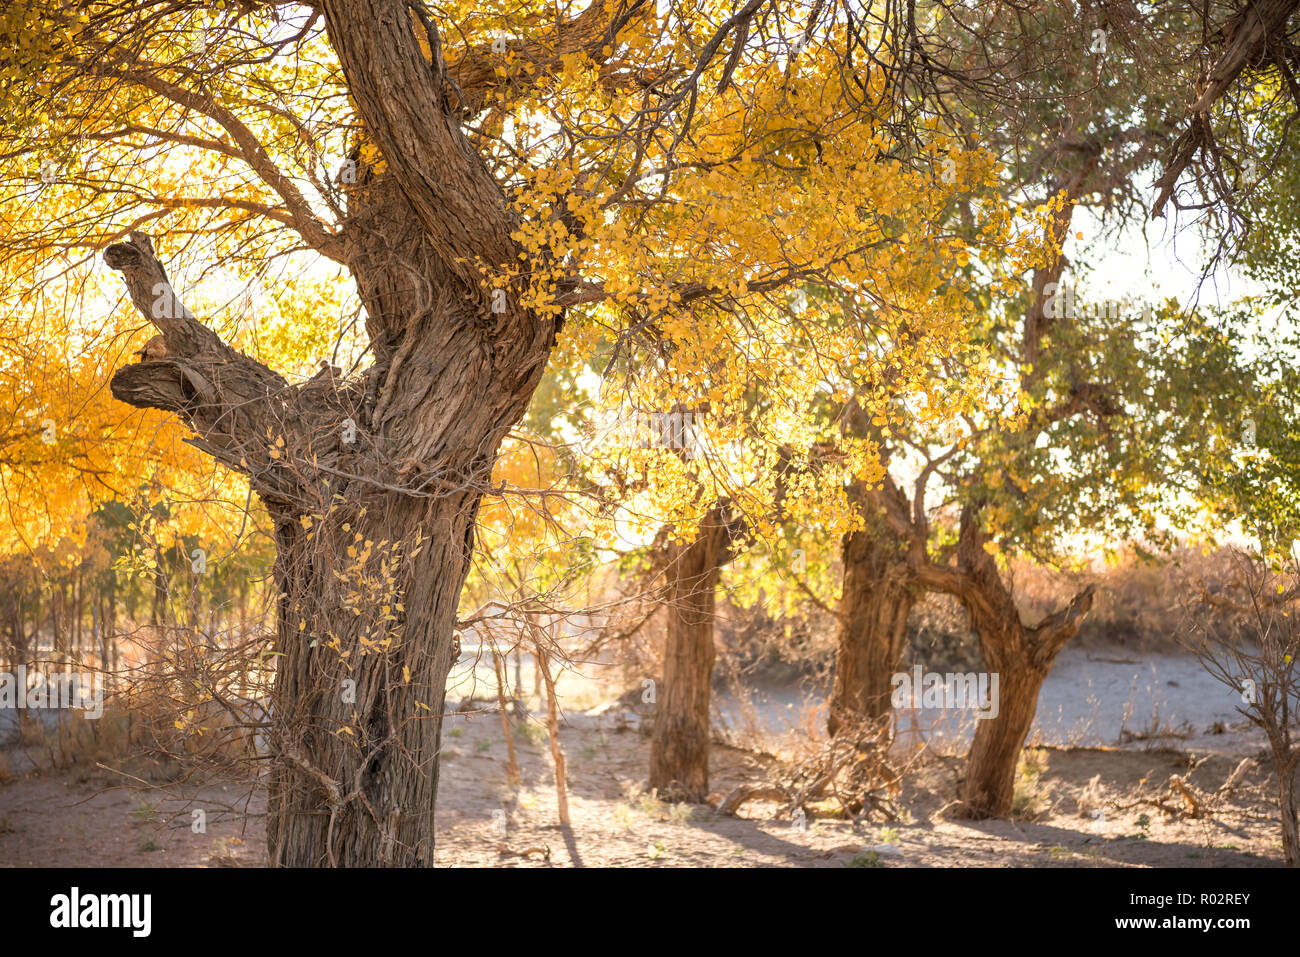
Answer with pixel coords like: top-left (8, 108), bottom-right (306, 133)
top-left (320, 0), bottom-right (521, 290)
top-left (90, 64), bottom-right (346, 260)
top-left (104, 231), bottom-right (304, 505)
top-left (1152, 0), bottom-right (1300, 216)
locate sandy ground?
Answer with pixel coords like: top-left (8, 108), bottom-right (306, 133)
top-left (0, 694), bottom-right (1287, 867)
top-left (714, 644), bottom-right (1269, 753)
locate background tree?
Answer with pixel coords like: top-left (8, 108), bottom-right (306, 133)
top-left (788, 1), bottom-right (1267, 817)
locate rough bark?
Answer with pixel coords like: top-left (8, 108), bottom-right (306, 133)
top-left (649, 505), bottom-right (742, 802)
top-left (958, 648), bottom-right (1047, 818)
top-left (828, 485), bottom-right (917, 735)
top-left (533, 634), bottom-right (570, 827)
top-left (492, 649), bottom-right (520, 786)
top-left (102, 0), bottom-right (565, 866)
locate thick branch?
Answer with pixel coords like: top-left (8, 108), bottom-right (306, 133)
top-left (102, 232), bottom-right (226, 356)
top-left (320, 0), bottom-right (520, 289)
top-left (104, 231), bottom-right (301, 503)
top-left (1037, 383), bottom-right (1125, 429)
top-left (1152, 0), bottom-right (1300, 216)
top-left (91, 65), bottom-right (345, 260)
top-left (1028, 585), bottom-right (1096, 665)
top-left (444, 0), bottom-right (645, 115)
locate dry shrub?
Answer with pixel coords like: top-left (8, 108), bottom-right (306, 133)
top-left (583, 571), bottom-right (666, 696)
top-left (0, 623), bottom-right (270, 784)
top-left (714, 593), bottom-right (837, 678)
top-left (1006, 547), bottom-right (1255, 650)
top-left (2, 706), bottom-right (134, 777)
top-left (1178, 550), bottom-right (1300, 866)
top-left (785, 714), bottom-right (907, 820)
top-left (110, 620), bottom-right (272, 781)
top-left (716, 713), bottom-right (911, 822)
top-left (48, 711), bottom-right (132, 771)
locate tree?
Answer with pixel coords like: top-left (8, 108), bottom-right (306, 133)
top-left (827, 444), bottom-right (916, 732)
top-left (1183, 551), bottom-right (1300, 866)
top-left (798, 2), bottom-right (1244, 815)
top-left (6, 0), bottom-right (1013, 862)
top-left (575, 123), bottom-right (1036, 793)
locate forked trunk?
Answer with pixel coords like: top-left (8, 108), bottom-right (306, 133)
top-left (101, 0), bottom-right (576, 866)
top-left (918, 508), bottom-right (1094, 820)
top-left (107, 176), bottom-right (556, 867)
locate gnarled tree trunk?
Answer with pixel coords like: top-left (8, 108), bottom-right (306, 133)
top-left (263, 488), bottom-right (485, 865)
top-left (931, 508), bottom-right (1094, 819)
top-left (649, 506), bottom-right (742, 802)
top-left (958, 646), bottom-right (1048, 818)
top-left (103, 0), bottom-right (562, 866)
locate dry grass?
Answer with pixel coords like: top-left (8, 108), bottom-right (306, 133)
top-left (1011, 547), bottom-right (1256, 650)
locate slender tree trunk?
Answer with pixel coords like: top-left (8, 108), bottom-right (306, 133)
top-left (12, 585), bottom-right (31, 738)
top-left (4, 588), bottom-right (20, 673)
top-left (151, 558), bottom-right (167, 628)
top-left (1281, 773), bottom-right (1299, 866)
top-left (532, 631), bottom-right (569, 827)
top-left (649, 506), bottom-right (739, 802)
top-left (103, 580), bottom-right (117, 685)
top-left (5, 594), bottom-right (13, 673)
top-left (52, 584), bottom-right (63, 671)
top-left (96, 597), bottom-right (108, 675)
top-left (828, 502), bottom-right (916, 734)
top-left (73, 569), bottom-right (83, 663)
top-left (29, 590), bottom-right (38, 667)
top-left (1279, 760), bottom-right (1299, 866)
top-left (1266, 732), bottom-right (1299, 866)
top-left (492, 648), bottom-right (520, 786)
